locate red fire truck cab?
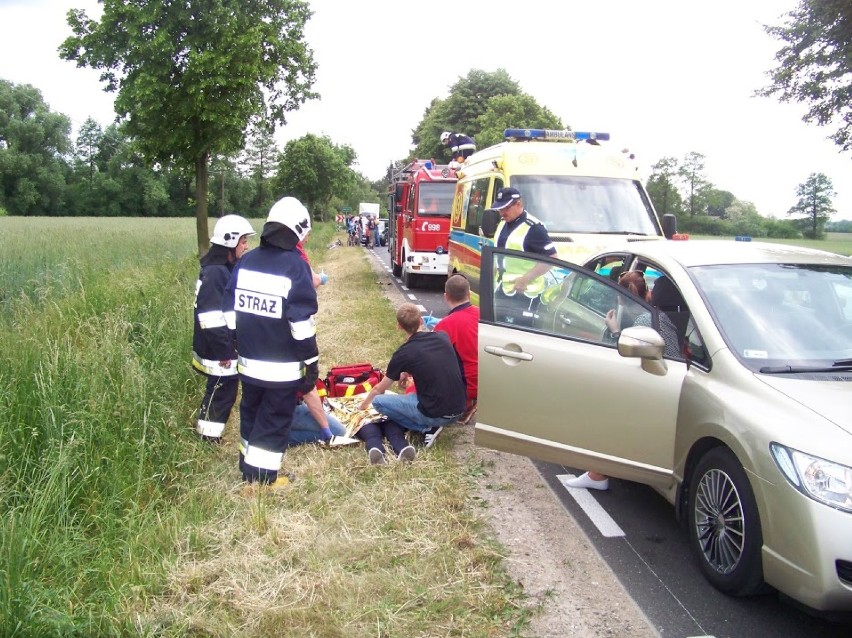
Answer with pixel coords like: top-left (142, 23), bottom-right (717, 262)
top-left (387, 159), bottom-right (457, 289)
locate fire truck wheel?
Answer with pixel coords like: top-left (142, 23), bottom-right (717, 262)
top-left (402, 266), bottom-right (419, 289)
top-left (392, 262), bottom-right (402, 277)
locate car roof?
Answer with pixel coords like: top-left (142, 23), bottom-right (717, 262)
top-left (606, 239), bottom-right (852, 269)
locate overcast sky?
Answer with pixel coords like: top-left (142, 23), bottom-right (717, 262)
top-left (2, 0), bottom-right (849, 220)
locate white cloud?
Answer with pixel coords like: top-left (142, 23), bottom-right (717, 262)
top-left (2, 0), bottom-right (849, 220)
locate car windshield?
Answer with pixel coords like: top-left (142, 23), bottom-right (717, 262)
top-left (692, 263), bottom-right (852, 372)
top-left (512, 175), bottom-right (660, 236)
top-left (418, 182), bottom-right (455, 217)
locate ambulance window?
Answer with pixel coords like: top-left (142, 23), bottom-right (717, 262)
top-left (465, 178), bottom-right (490, 235)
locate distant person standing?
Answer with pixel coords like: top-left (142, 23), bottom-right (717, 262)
top-left (373, 216), bottom-right (381, 248)
top-left (191, 214), bottom-right (256, 442)
top-left (441, 131), bottom-right (476, 168)
top-left (225, 197), bottom-right (318, 486)
top-left (489, 187), bottom-right (556, 327)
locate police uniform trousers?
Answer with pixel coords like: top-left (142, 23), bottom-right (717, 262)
top-left (239, 382), bottom-right (298, 483)
top-left (198, 375), bottom-right (239, 439)
top-left (494, 286), bottom-right (541, 328)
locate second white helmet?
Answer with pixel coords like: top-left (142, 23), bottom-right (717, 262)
top-left (440, 131), bottom-right (450, 143)
top-left (267, 196), bottom-right (311, 242)
top-left (211, 214), bottom-right (256, 248)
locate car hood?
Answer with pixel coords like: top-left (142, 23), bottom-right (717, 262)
top-left (758, 375), bottom-right (852, 435)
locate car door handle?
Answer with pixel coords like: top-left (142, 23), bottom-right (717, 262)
top-left (484, 345), bottom-right (533, 361)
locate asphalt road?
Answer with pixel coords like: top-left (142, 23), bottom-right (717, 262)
top-left (365, 244), bottom-right (852, 636)
top-left (538, 462), bottom-right (851, 637)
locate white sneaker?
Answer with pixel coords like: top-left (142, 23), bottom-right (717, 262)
top-left (325, 435), bottom-right (362, 447)
top-left (368, 448), bottom-right (387, 465)
top-left (565, 472), bottom-right (609, 491)
top-left (423, 426), bottom-right (443, 448)
top-left (397, 445), bottom-right (416, 463)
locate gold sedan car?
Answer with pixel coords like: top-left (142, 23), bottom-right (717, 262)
top-left (475, 240), bottom-right (852, 612)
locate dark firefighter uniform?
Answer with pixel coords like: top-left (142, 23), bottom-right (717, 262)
top-left (224, 232), bottom-right (318, 483)
top-left (192, 248), bottom-right (239, 440)
top-left (447, 132), bottom-right (476, 162)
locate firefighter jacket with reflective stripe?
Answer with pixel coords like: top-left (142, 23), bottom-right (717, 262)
top-left (495, 211), bottom-right (551, 297)
top-left (224, 245), bottom-right (319, 388)
top-left (192, 257), bottom-right (237, 377)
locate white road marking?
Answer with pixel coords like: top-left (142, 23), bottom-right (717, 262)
top-left (416, 305), bottom-right (427, 313)
top-left (557, 474), bottom-right (625, 538)
top-left (407, 293), bottom-right (416, 300)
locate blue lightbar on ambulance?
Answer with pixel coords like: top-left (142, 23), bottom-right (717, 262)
top-left (504, 128), bottom-right (610, 142)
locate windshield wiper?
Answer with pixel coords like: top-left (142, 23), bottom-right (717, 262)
top-left (760, 363), bottom-right (852, 374)
top-left (593, 231), bottom-right (650, 236)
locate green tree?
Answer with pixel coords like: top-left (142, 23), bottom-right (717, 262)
top-left (760, 0), bottom-right (852, 151)
top-left (474, 94), bottom-right (563, 148)
top-left (0, 80), bottom-right (71, 215)
top-left (646, 157), bottom-right (684, 219)
top-left (678, 152), bottom-right (711, 216)
top-left (787, 172), bottom-right (836, 238)
top-left (241, 118), bottom-right (280, 213)
top-left (60, 0), bottom-right (317, 255)
top-left (274, 134), bottom-right (358, 222)
top-left (75, 117), bottom-right (103, 184)
top-left (410, 69), bottom-right (522, 162)
top-left (705, 188), bottom-right (736, 218)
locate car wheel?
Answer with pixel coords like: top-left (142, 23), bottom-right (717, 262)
top-left (687, 446), bottom-right (766, 596)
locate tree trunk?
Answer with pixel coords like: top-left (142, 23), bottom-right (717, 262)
top-left (195, 152), bottom-right (210, 258)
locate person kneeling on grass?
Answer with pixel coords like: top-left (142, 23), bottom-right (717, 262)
top-left (358, 303), bottom-right (466, 463)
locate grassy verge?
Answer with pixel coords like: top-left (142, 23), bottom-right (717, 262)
top-left (689, 232), bottom-right (852, 256)
top-left (0, 219), bottom-right (533, 637)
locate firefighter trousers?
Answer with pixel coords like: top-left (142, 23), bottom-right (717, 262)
top-left (239, 382), bottom-right (297, 483)
top-left (197, 375), bottom-right (239, 439)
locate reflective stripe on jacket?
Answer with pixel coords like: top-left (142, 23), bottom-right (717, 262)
top-left (496, 211), bottom-right (547, 296)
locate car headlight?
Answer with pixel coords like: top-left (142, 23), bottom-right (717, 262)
top-left (770, 443), bottom-right (852, 513)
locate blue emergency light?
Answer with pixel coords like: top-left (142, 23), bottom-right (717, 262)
top-left (503, 128), bottom-right (610, 142)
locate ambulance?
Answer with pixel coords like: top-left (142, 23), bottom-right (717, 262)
top-left (448, 128), bottom-right (677, 303)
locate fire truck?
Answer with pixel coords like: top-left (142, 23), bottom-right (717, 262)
top-left (387, 159), bottom-right (457, 288)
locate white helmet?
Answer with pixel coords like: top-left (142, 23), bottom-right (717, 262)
top-left (211, 214), bottom-right (255, 248)
top-left (440, 131), bottom-right (450, 143)
top-left (267, 196), bottom-right (311, 242)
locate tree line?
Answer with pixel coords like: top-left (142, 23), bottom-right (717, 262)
top-left (1, 0), bottom-right (849, 243)
top-left (0, 70), bottom-right (843, 240)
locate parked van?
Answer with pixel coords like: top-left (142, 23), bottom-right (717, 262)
top-left (448, 128), bottom-right (676, 303)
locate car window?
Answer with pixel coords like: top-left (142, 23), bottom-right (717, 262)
top-left (464, 178), bottom-right (489, 235)
top-left (692, 263), bottom-right (852, 369)
top-left (483, 248), bottom-right (653, 348)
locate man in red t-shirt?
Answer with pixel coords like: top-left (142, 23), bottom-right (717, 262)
top-left (434, 274), bottom-right (478, 423)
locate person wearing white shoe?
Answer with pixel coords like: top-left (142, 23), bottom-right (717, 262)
top-left (368, 448), bottom-right (387, 465)
top-left (566, 471), bottom-right (610, 491)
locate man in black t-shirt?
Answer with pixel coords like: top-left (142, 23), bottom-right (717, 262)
top-left (358, 303), bottom-right (466, 462)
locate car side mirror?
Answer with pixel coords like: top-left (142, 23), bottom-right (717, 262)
top-left (618, 326), bottom-right (668, 376)
top-left (481, 209), bottom-right (499, 238)
top-left (662, 214), bottom-right (677, 239)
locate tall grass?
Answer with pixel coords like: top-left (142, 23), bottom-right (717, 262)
top-left (0, 218), bottom-right (532, 637)
top-left (0, 217), bottom-right (237, 635)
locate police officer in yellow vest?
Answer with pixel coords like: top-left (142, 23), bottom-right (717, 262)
top-left (488, 187), bottom-right (557, 326)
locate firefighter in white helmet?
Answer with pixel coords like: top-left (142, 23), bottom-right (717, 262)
top-left (192, 214), bottom-right (256, 442)
top-left (225, 196), bottom-right (319, 485)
